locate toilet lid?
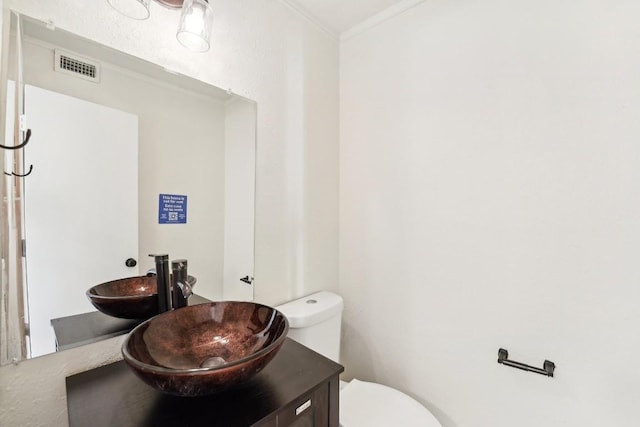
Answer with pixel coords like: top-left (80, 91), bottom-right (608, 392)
top-left (340, 379), bottom-right (441, 427)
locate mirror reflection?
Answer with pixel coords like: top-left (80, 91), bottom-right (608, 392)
top-left (0, 13), bottom-right (256, 364)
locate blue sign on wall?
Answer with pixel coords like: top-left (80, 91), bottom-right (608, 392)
top-left (159, 194), bottom-right (187, 224)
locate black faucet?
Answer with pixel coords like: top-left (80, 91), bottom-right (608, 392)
top-left (149, 254), bottom-right (194, 313)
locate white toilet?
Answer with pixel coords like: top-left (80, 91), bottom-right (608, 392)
top-left (275, 291), bottom-right (442, 427)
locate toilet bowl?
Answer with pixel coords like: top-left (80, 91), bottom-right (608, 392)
top-left (275, 291), bottom-right (442, 427)
top-left (340, 379), bottom-right (441, 427)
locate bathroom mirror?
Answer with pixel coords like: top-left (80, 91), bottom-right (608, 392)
top-left (0, 12), bottom-right (256, 364)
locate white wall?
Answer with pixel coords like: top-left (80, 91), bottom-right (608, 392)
top-left (0, 0), bottom-right (339, 425)
top-left (340, 0), bottom-right (640, 426)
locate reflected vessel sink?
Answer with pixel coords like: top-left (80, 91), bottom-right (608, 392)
top-left (86, 275), bottom-right (196, 319)
top-left (122, 301), bottom-right (289, 396)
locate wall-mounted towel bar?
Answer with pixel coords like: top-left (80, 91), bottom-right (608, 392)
top-left (497, 348), bottom-right (555, 377)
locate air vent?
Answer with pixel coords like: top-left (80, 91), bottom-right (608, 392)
top-left (54, 49), bottom-right (100, 83)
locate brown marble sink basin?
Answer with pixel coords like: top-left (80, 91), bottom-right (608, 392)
top-left (86, 275), bottom-right (196, 319)
top-left (121, 301), bottom-right (289, 396)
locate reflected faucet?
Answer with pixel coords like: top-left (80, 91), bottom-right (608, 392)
top-left (149, 254), bottom-right (194, 313)
top-left (171, 259), bottom-right (191, 309)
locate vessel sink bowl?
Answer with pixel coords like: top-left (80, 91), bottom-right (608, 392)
top-left (86, 275), bottom-right (196, 319)
top-left (122, 301), bottom-right (289, 396)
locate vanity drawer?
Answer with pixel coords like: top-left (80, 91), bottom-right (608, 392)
top-left (276, 384), bottom-right (328, 426)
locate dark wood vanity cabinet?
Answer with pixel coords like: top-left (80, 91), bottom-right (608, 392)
top-left (66, 338), bottom-right (343, 427)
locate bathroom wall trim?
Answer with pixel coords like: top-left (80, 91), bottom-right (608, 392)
top-left (340, 0), bottom-right (427, 41)
top-left (278, 0), bottom-right (338, 40)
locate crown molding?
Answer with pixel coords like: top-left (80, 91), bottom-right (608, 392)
top-left (278, 0), bottom-right (339, 40)
top-left (341, 0), bottom-right (426, 41)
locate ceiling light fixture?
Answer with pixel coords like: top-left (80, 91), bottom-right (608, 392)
top-left (107, 0), bottom-right (213, 52)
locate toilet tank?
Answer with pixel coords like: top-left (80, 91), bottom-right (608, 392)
top-left (275, 291), bottom-right (343, 362)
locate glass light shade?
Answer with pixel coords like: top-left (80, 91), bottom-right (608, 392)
top-left (107, 0), bottom-right (151, 20)
top-left (176, 0), bottom-right (214, 52)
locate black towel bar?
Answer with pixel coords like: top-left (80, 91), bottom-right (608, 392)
top-left (497, 348), bottom-right (555, 377)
